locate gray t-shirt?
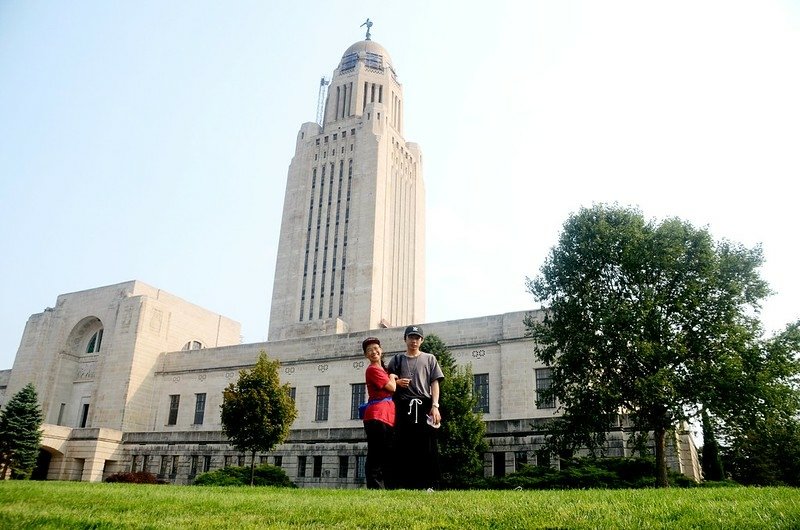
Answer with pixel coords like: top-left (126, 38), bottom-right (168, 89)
top-left (387, 352), bottom-right (444, 400)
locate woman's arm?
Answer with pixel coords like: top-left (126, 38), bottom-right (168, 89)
top-left (383, 373), bottom-right (398, 393)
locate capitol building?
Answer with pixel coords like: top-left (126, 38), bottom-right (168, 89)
top-left (0, 30), bottom-right (700, 487)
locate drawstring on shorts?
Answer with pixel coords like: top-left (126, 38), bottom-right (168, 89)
top-left (408, 398), bottom-right (423, 423)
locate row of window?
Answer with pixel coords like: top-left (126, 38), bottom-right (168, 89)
top-left (167, 393), bottom-right (206, 426)
top-left (164, 369), bottom-right (554, 428)
top-left (56, 402), bottom-right (90, 428)
top-left (338, 51), bottom-right (384, 73)
top-left (328, 79), bottom-right (387, 124)
top-left (492, 450), bottom-right (551, 478)
top-left (132, 450), bottom-right (548, 481)
top-left (315, 129), bottom-right (356, 146)
top-left (309, 368), bottom-right (554, 422)
top-left (315, 144), bottom-right (353, 160)
top-left (132, 453), bottom-right (368, 480)
top-left (299, 158), bottom-right (353, 322)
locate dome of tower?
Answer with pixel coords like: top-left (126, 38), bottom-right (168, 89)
top-left (339, 40), bottom-right (394, 73)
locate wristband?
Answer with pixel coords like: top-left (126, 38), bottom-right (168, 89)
top-left (432, 403), bottom-right (439, 408)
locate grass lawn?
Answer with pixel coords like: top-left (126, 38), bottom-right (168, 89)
top-left (1, 481), bottom-right (799, 529)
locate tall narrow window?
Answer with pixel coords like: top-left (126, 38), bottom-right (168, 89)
top-left (57, 403), bottom-right (66, 426)
top-left (515, 451), bottom-right (528, 471)
top-left (289, 387), bottom-right (296, 402)
top-left (356, 455), bottom-right (366, 480)
top-left (537, 449), bottom-right (551, 468)
top-left (338, 456), bottom-right (349, 478)
top-left (313, 455), bottom-right (322, 478)
top-left (159, 455), bottom-right (169, 477)
top-left (473, 373), bottom-right (489, 413)
top-left (339, 159), bottom-right (353, 316)
top-left (170, 455), bottom-right (179, 477)
top-left (190, 455), bottom-right (198, 477)
top-left (493, 452), bottom-right (506, 477)
top-left (347, 82), bottom-right (353, 116)
top-left (315, 386), bottom-right (330, 421)
top-left (168, 394), bottom-right (180, 425)
top-left (193, 393), bottom-right (206, 425)
top-left (79, 403), bottom-right (90, 428)
top-left (535, 368), bottom-right (555, 409)
top-left (298, 455), bottom-right (307, 477)
top-left (301, 168), bottom-right (318, 321)
top-left (350, 383), bottom-right (366, 420)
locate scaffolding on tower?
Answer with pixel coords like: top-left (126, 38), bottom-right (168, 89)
top-left (316, 77), bottom-right (329, 126)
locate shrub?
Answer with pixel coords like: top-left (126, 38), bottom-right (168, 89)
top-left (492, 457), bottom-right (699, 490)
top-left (105, 471), bottom-right (162, 484)
top-left (193, 464), bottom-right (295, 487)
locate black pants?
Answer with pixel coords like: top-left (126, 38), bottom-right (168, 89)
top-left (393, 396), bottom-right (439, 489)
top-left (364, 420), bottom-right (394, 489)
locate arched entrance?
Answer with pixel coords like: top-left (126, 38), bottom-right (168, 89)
top-left (31, 448), bottom-right (53, 480)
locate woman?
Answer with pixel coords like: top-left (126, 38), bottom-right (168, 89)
top-left (361, 336), bottom-right (397, 489)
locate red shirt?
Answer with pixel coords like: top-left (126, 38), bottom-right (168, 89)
top-left (364, 364), bottom-right (395, 426)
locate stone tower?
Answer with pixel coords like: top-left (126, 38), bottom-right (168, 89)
top-left (268, 32), bottom-right (425, 341)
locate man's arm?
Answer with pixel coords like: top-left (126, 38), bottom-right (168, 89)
top-left (429, 379), bottom-right (441, 424)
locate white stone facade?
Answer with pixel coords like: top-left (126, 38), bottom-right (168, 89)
top-left (269, 39), bottom-right (424, 342)
top-left (1, 284), bottom-right (700, 485)
top-left (0, 35), bottom-right (701, 486)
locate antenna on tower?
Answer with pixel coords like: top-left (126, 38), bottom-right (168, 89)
top-left (316, 77), bottom-right (329, 126)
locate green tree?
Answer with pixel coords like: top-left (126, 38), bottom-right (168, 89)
top-left (525, 204), bottom-right (795, 487)
top-left (718, 321), bottom-right (800, 485)
top-left (0, 383), bottom-right (44, 479)
top-left (422, 334), bottom-right (487, 488)
top-left (220, 351), bottom-right (297, 485)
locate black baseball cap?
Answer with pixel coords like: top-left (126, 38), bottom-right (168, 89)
top-left (404, 325), bottom-right (424, 339)
top-left (362, 337), bottom-right (381, 352)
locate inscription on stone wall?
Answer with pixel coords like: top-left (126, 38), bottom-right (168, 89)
top-left (150, 309), bottom-right (163, 333)
top-left (352, 360), bottom-right (364, 369)
top-left (76, 362), bottom-right (96, 382)
top-left (119, 306), bottom-right (133, 333)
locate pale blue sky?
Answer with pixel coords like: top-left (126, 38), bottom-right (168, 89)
top-left (1, 1), bottom-right (799, 370)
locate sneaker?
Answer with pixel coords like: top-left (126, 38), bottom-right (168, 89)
top-left (426, 488), bottom-right (434, 493)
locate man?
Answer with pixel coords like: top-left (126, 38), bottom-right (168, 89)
top-left (387, 325), bottom-right (444, 490)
